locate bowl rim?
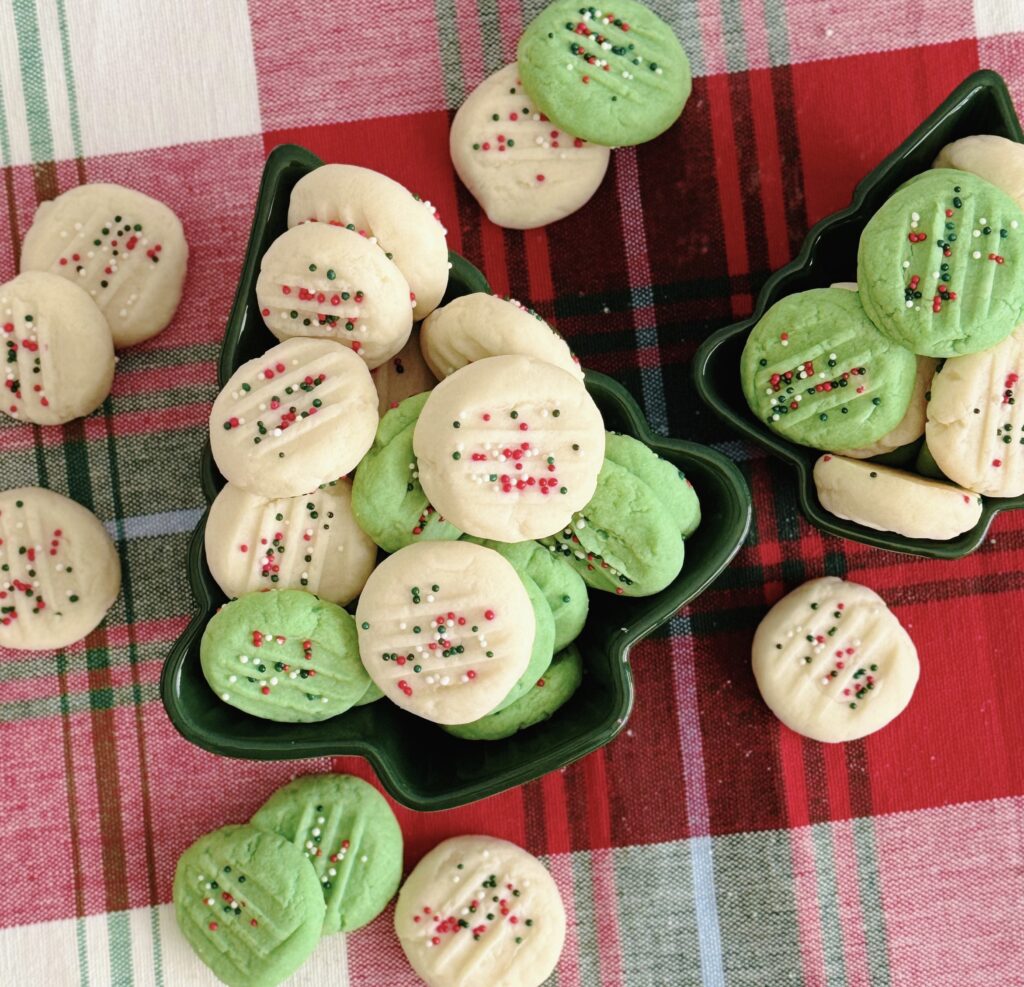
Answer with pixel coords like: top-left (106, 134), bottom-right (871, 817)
top-left (692, 68), bottom-right (1024, 560)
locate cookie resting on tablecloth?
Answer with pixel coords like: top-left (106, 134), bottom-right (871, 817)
top-left (0, 487), bottom-right (121, 651)
top-left (857, 169), bottom-right (1024, 356)
top-left (751, 576), bottom-right (919, 743)
top-left (412, 355), bottom-right (605, 541)
top-left (204, 478), bottom-right (377, 606)
top-left (0, 271), bottom-right (114, 426)
top-left (173, 824), bottom-right (324, 987)
top-left (354, 540), bottom-right (536, 725)
top-left (255, 222), bottom-right (413, 369)
top-left (209, 337), bottom-right (378, 499)
top-left (20, 182), bottom-right (187, 348)
top-left (250, 773), bottom-right (403, 934)
top-left (420, 292), bottom-right (582, 381)
top-left (394, 835), bottom-right (566, 987)
top-left (449, 63), bottom-right (610, 229)
top-left (287, 163), bottom-right (448, 320)
top-left (200, 589), bottom-right (372, 722)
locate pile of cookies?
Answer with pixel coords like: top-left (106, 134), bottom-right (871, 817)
top-left (200, 155), bottom-right (701, 738)
top-left (741, 134), bottom-right (1024, 541)
top-left (450, 0), bottom-right (692, 229)
top-left (174, 772), bottom-right (566, 987)
top-left (0, 182), bottom-right (188, 652)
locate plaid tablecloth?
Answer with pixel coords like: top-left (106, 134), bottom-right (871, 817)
top-left (2, 1), bottom-right (1024, 984)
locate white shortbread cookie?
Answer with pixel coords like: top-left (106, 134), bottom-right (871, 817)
top-left (0, 487), bottom-right (121, 651)
top-left (752, 577), bottom-right (919, 743)
top-left (204, 478), bottom-right (377, 606)
top-left (20, 183), bottom-right (187, 348)
top-left (209, 338), bottom-right (378, 499)
top-left (933, 135), bottom-right (1024, 210)
top-left (287, 163), bottom-right (448, 320)
top-left (926, 324), bottom-right (1024, 497)
top-left (838, 356), bottom-right (937, 458)
top-left (450, 63), bottom-right (611, 230)
top-left (255, 223), bottom-right (413, 370)
top-left (355, 541), bottom-right (535, 724)
top-left (0, 272), bottom-right (114, 425)
top-left (813, 454), bottom-right (982, 540)
top-left (371, 327), bottom-right (437, 417)
top-left (420, 293), bottom-right (583, 382)
top-left (413, 355), bottom-right (605, 541)
top-left (395, 835), bottom-right (566, 987)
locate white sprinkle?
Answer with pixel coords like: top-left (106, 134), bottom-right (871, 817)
top-left (902, 260), bottom-right (910, 269)
top-left (973, 250), bottom-right (982, 259)
top-left (974, 229), bottom-right (981, 238)
top-left (426, 594), bottom-right (435, 603)
top-left (221, 693), bottom-right (230, 701)
top-left (911, 212), bottom-right (920, 221)
top-left (980, 217), bottom-right (988, 225)
top-left (228, 675), bottom-right (237, 683)
top-left (240, 655), bottom-right (249, 663)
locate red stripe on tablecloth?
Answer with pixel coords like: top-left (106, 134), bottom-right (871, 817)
top-left (540, 770), bottom-right (582, 987)
top-left (747, 67), bottom-right (794, 272)
top-left (583, 751), bottom-right (624, 986)
top-left (524, 226), bottom-right (558, 305)
top-left (453, 0), bottom-right (488, 93)
top-left (830, 819), bottom-right (872, 986)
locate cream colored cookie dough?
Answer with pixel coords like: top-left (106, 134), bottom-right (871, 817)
top-left (838, 356), bottom-right (937, 458)
top-left (0, 272), bottom-right (114, 425)
top-left (20, 183), bottom-right (187, 348)
top-left (371, 327), bottom-right (437, 417)
top-left (420, 293), bottom-right (583, 381)
top-left (450, 63), bottom-right (611, 230)
top-left (926, 324), bottom-right (1024, 496)
top-left (209, 338), bottom-right (378, 499)
top-left (255, 223), bottom-right (413, 370)
top-left (395, 835), bottom-right (566, 987)
top-left (413, 355), bottom-right (605, 541)
top-left (288, 163), bottom-right (448, 320)
top-left (933, 134), bottom-right (1024, 209)
top-left (0, 487), bottom-right (121, 651)
top-left (204, 478), bottom-right (377, 605)
top-left (355, 541), bottom-right (535, 725)
top-left (813, 454), bottom-right (982, 540)
top-left (752, 576), bottom-right (919, 743)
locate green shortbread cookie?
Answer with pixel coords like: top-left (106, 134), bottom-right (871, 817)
top-left (200, 589), bottom-right (370, 722)
top-left (173, 824), bottom-right (325, 987)
top-left (740, 287), bottom-right (917, 450)
top-left (540, 456), bottom-right (684, 596)
top-left (491, 571), bottom-right (556, 712)
top-left (443, 644), bottom-right (584, 741)
top-left (250, 773), bottom-right (403, 934)
top-left (352, 392), bottom-right (462, 553)
top-left (604, 431), bottom-right (701, 536)
top-left (465, 536), bottom-right (589, 651)
top-left (517, 0), bottom-right (691, 147)
top-left (858, 169), bottom-right (1024, 356)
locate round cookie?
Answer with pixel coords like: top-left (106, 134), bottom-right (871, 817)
top-left (355, 541), bottom-right (536, 725)
top-left (540, 456), bottom-right (684, 596)
top-left (287, 163), bottom-right (448, 320)
top-left (352, 392), bottom-right (463, 554)
top-left (209, 337), bottom-right (378, 499)
top-left (491, 570), bottom-right (556, 713)
top-left (250, 773), bottom-right (403, 934)
top-left (933, 135), bottom-right (1024, 209)
top-left (603, 431), bottom-right (700, 536)
top-left (857, 169), bottom-right (1024, 356)
top-left (926, 323), bottom-right (1024, 496)
top-left (20, 182), bottom-right (187, 348)
top-left (371, 327), bottom-right (438, 417)
top-left (204, 478), bottom-right (377, 606)
top-left (752, 576), bottom-right (919, 743)
top-left (450, 63), bottom-right (610, 229)
top-left (255, 222), bottom-right (413, 369)
top-left (467, 537), bottom-right (588, 651)
top-left (420, 293), bottom-right (583, 381)
top-left (517, 0), bottom-right (691, 147)
top-left (0, 487), bottom-right (121, 651)
top-left (413, 355), bottom-right (606, 541)
top-left (813, 454), bottom-right (982, 540)
top-left (173, 823), bottom-right (324, 987)
top-left (444, 644), bottom-right (584, 741)
top-left (395, 835), bottom-right (566, 987)
top-left (200, 589), bottom-right (371, 722)
top-left (838, 356), bottom-right (938, 459)
top-left (0, 272), bottom-right (114, 425)
top-left (740, 287), bottom-right (917, 450)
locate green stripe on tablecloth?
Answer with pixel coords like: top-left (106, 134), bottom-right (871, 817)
top-left (12, 0), bottom-right (53, 161)
top-left (475, 0), bottom-right (504, 76)
top-left (55, 0), bottom-right (82, 157)
top-left (434, 0), bottom-right (466, 108)
top-left (852, 816), bottom-right (892, 987)
top-left (811, 822), bottom-right (849, 987)
top-left (107, 910), bottom-right (133, 987)
top-left (0, 680), bottom-right (161, 722)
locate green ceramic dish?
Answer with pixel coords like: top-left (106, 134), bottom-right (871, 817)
top-left (694, 70), bottom-right (1024, 561)
top-left (161, 144), bottom-right (751, 811)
